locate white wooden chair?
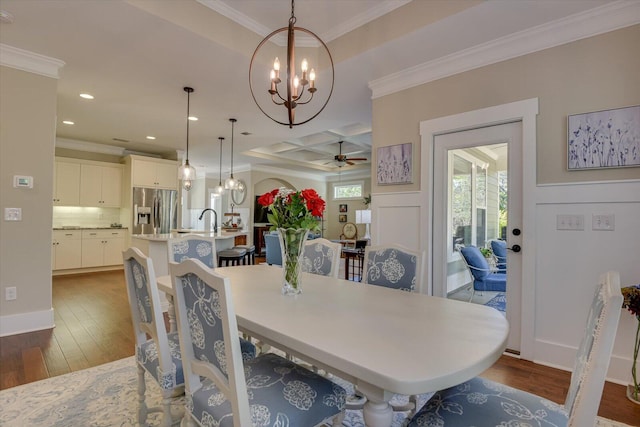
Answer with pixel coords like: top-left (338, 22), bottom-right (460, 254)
top-left (122, 247), bottom-right (184, 427)
top-left (169, 258), bottom-right (346, 427)
top-left (302, 238), bottom-right (342, 279)
top-left (408, 271), bottom-right (623, 427)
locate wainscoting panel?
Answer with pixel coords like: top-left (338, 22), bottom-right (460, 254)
top-left (533, 179), bottom-right (640, 385)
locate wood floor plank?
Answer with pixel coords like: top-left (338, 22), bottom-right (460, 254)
top-left (22, 347), bottom-right (49, 383)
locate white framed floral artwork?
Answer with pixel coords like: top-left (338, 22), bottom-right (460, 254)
top-left (568, 105), bottom-right (640, 170)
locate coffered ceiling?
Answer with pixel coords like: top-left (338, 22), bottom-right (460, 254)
top-left (0, 0), bottom-right (626, 178)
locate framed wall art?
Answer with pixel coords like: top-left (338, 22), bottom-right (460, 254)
top-left (568, 105), bottom-right (640, 170)
top-left (377, 142), bottom-right (412, 184)
top-left (339, 204), bottom-right (348, 213)
top-left (338, 214), bottom-right (347, 223)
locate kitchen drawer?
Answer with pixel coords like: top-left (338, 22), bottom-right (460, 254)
top-left (82, 229), bottom-right (127, 239)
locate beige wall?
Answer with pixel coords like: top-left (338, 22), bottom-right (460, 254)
top-left (372, 25), bottom-right (640, 193)
top-left (0, 66), bottom-right (57, 324)
top-left (325, 178), bottom-right (371, 240)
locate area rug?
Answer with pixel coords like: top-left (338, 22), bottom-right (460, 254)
top-left (0, 357), bottom-right (633, 427)
top-left (484, 291), bottom-right (506, 313)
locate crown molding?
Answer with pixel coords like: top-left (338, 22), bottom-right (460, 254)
top-left (0, 44), bottom-right (65, 79)
top-left (369, 0), bottom-right (640, 99)
top-left (321, 0), bottom-right (411, 42)
top-left (56, 138), bottom-right (126, 156)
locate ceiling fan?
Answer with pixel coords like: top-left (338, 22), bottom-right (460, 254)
top-left (331, 141), bottom-right (367, 167)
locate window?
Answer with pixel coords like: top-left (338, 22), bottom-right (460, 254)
top-left (333, 182), bottom-right (363, 200)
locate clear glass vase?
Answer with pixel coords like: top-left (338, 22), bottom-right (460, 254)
top-left (277, 228), bottom-right (309, 295)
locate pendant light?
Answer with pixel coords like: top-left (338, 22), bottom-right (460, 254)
top-left (224, 118), bottom-right (238, 190)
top-left (178, 86), bottom-right (196, 191)
top-left (214, 137), bottom-right (225, 195)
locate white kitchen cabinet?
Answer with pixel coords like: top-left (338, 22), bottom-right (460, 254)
top-left (131, 158), bottom-right (177, 189)
top-left (81, 229), bottom-right (126, 267)
top-left (80, 164), bottom-right (123, 207)
top-left (53, 160), bottom-right (81, 206)
top-left (52, 230), bottom-right (82, 270)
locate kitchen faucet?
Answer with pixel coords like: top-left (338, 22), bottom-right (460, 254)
top-left (198, 208), bottom-right (218, 233)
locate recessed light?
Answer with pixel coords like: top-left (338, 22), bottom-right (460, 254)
top-left (146, 136), bottom-right (156, 140)
top-left (62, 120), bottom-right (74, 125)
top-left (79, 93), bottom-right (94, 99)
top-left (188, 116), bottom-right (198, 121)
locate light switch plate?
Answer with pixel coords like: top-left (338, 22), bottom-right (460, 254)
top-left (4, 208), bottom-right (22, 221)
top-left (592, 214), bottom-right (615, 231)
top-left (556, 214), bottom-right (584, 230)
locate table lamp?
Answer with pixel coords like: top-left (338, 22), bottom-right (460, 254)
top-left (355, 209), bottom-right (371, 240)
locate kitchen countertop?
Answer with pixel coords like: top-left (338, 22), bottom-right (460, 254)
top-left (132, 230), bottom-right (247, 242)
top-left (53, 227), bottom-right (128, 230)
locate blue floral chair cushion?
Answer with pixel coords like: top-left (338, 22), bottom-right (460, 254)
top-left (408, 377), bottom-right (568, 427)
top-left (137, 331), bottom-right (184, 390)
top-left (170, 237), bottom-right (216, 268)
top-left (188, 352), bottom-right (346, 427)
top-left (364, 246), bottom-right (419, 291)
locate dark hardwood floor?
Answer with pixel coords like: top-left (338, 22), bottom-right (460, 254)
top-left (1, 269), bottom-right (638, 425)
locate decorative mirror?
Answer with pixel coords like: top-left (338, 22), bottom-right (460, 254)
top-left (231, 179), bottom-right (246, 205)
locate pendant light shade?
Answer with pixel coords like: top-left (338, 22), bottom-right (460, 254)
top-left (214, 137), bottom-right (225, 195)
top-left (178, 86), bottom-right (196, 191)
top-left (224, 118), bottom-right (238, 190)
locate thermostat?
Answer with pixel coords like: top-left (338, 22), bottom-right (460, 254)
top-left (13, 175), bottom-right (33, 188)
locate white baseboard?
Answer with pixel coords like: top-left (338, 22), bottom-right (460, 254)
top-left (0, 308), bottom-right (55, 337)
top-left (533, 338), bottom-right (632, 386)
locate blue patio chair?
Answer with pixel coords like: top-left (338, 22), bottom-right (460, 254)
top-left (459, 245), bottom-right (507, 301)
top-left (169, 258), bottom-right (346, 427)
top-left (490, 239), bottom-right (507, 273)
top-left (408, 271), bottom-right (623, 427)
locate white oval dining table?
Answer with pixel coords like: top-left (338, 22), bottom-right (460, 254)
top-left (157, 264), bottom-right (509, 427)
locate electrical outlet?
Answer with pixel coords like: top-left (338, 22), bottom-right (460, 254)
top-left (5, 286), bottom-right (17, 301)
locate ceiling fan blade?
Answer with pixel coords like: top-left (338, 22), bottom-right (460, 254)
top-left (347, 157), bottom-right (367, 161)
top-left (346, 161), bottom-right (355, 166)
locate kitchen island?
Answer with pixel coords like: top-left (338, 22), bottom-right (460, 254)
top-left (131, 230), bottom-right (249, 309)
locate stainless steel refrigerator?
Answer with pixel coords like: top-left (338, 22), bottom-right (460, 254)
top-left (132, 187), bottom-right (177, 234)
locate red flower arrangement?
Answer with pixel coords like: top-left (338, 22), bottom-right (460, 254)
top-left (257, 187), bottom-right (325, 231)
top-left (622, 284), bottom-right (640, 401)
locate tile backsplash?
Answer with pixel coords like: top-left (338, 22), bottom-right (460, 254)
top-left (53, 206), bottom-right (122, 228)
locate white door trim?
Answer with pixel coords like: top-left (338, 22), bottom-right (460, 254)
top-left (420, 98), bottom-right (538, 359)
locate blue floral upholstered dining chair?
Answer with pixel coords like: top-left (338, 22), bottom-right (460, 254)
top-left (407, 271), bottom-right (623, 427)
top-left (169, 258), bottom-right (347, 427)
top-left (168, 233), bottom-right (217, 268)
top-left (122, 247), bottom-right (185, 427)
top-left (358, 244), bottom-right (425, 414)
top-left (302, 238), bottom-right (342, 279)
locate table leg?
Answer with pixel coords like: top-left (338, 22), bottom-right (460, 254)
top-left (362, 400), bottom-right (393, 427)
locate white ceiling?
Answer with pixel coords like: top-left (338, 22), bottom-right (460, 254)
top-left (0, 0), bottom-right (624, 179)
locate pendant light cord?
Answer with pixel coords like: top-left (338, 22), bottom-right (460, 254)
top-left (218, 137), bottom-right (224, 185)
top-left (184, 87), bottom-right (194, 163)
top-left (229, 118), bottom-right (236, 177)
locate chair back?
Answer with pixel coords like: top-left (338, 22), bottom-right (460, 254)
top-left (459, 245), bottom-right (490, 280)
top-left (363, 244), bottom-right (424, 292)
top-left (302, 238), bottom-right (341, 278)
top-left (168, 234), bottom-right (217, 268)
top-left (264, 232), bottom-right (282, 266)
top-left (490, 239), bottom-right (507, 271)
top-left (170, 258), bottom-right (252, 426)
top-left (122, 248), bottom-right (175, 379)
top-left (565, 271), bottom-right (623, 426)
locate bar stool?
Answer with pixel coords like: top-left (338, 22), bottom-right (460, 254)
top-left (217, 248), bottom-right (247, 267)
top-left (233, 244), bottom-right (256, 265)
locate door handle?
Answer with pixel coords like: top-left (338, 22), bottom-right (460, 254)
top-left (507, 244), bottom-right (521, 253)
